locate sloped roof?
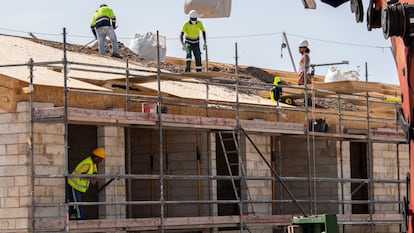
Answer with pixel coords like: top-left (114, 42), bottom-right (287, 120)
top-left (0, 34), bottom-right (164, 91)
top-left (0, 34), bottom-right (291, 108)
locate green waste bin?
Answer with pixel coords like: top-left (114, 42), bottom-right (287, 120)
top-left (289, 214), bottom-right (338, 233)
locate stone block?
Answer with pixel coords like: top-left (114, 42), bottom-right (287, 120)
top-left (34, 123), bottom-right (64, 135)
top-left (0, 112), bottom-right (15, 122)
top-left (0, 219), bottom-right (16, 231)
top-left (0, 155), bottom-right (19, 166)
top-left (102, 126), bottom-right (121, 137)
top-left (14, 176), bottom-right (28, 187)
top-left (15, 218), bottom-right (29, 231)
top-left (7, 187), bottom-right (19, 197)
top-left (0, 145), bottom-right (5, 155)
top-left (0, 207), bottom-right (29, 218)
top-left (6, 144), bottom-right (19, 155)
top-left (17, 112), bottom-right (30, 122)
top-left (0, 134), bottom-right (18, 145)
top-left (1, 197), bottom-right (20, 208)
top-left (0, 166), bottom-right (28, 177)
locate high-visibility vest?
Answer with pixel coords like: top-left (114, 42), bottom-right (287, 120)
top-left (67, 156), bottom-right (97, 193)
top-left (181, 20), bottom-right (205, 43)
top-left (91, 6), bottom-right (115, 29)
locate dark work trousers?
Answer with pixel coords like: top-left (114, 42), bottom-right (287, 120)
top-left (66, 183), bottom-right (85, 220)
top-left (185, 42), bottom-right (202, 72)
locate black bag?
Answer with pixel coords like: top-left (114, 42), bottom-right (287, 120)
top-left (308, 118), bottom-right (328, 132)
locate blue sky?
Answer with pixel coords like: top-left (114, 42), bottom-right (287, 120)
top-left (2, 1), bottom-right (398, 84)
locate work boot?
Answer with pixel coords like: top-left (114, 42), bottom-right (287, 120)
top-left (111, 53), bottom-right (122, 58)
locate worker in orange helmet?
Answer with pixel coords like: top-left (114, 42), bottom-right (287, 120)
top-left (180, 10), bottom-right (207, 72)
top-left (66, 147), bottom-right (105, 220)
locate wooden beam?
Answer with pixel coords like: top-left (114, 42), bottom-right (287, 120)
top-left (34, 214), bottom-right (402, 232)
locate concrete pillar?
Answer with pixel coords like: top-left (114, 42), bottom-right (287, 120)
top-left (98, 125), bottom-right (126, 220)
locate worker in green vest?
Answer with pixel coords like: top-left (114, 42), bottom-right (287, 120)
top-left (66, 147), bottom-right (105, 220)
top-left (180, 10), bottom-right (207, 72)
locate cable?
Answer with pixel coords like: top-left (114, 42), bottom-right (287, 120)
top-left (287, 32), bottom-right (390, 49)
top-left (0, 27), bottom-right (391, 50)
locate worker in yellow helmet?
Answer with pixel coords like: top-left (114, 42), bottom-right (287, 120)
top-left (180, 10), bottom-right (207, 72)
top-left (66, 147), bottom-right (105, 220)
top-left (91, 4), bottom-right (121, 58)
top-left (270, 76), bottom-right (283, 102)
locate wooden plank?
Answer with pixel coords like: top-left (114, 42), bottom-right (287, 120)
top-left (313, 80), bottom-right (383, 94)
top-left (34, 214), bottom-right (402, 232)
top-left (370, 129), bottom-right (406, 142)
top-left (33, 107), bottom-right (304, 134)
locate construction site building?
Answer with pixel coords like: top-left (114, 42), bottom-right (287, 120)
top-left (0, 33), bottom-right (408, 233)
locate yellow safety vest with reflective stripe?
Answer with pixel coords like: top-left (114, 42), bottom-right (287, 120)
top-left (91, 6), bottom-right (115, 28)
top-left (67, 156), bottom-right (97, 193)
top-left (181, 20), bottom-right (205, 43)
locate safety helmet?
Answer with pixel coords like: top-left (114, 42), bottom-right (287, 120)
top-left (298, 40), bottom-right (309, 47)
top-left (189, 10), bottom-right (199, 18)
top-left (273, 76), bottom-right (281, 85)
top-left (93, 147), bottom-right (106, 159)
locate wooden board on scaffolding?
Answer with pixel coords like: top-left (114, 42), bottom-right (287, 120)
top-left (34, 214), bottom-right (402, 232)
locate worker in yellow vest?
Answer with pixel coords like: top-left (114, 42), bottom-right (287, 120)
top-left (66, 147), bottom-right (105, 220)
top-left (180, 10), bottom-right (207, 72)
top-left (270, 76), bottom-right (283, 102)
top-left (91, 4), bottom-right (121, 58)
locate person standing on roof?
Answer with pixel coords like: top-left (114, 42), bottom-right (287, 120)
top-left (297, 40), bottom-right (312, 85)
top-left (91, 4), bottom-right (121, 58)
top-left (66, 147), bottom-right (105, 220)
top-left (180, 10), bottom-right (207, 72)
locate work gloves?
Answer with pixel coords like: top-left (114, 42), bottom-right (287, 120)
top-left (203, 42), bottom-right (207, 50)
top-left (182, 44), bottom-right (186, 51)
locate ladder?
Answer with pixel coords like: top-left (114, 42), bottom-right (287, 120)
top-left (217, 131), bottom-right (256, 215)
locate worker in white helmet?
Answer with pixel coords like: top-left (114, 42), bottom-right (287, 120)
top-left (297, 40), bottom-right (312, 85)
top-left (180, 10), bottom-right (207, 72)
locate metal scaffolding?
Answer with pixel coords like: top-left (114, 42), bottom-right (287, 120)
top-left (0, 28), bottom-right (406, 233)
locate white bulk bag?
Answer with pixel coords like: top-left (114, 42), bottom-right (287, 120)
top-left (324, 66), bottom-right (360, 82)
top-left (128, 32), bottom-right (167, 61)
top-left (184, 0), bottom-right (232, 18)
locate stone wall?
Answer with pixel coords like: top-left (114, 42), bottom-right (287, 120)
top-left (0, 102), bottom-right (33, 232)
top-left (129, 128), bottom-right (210, 217)
top-left (275, 137), bottom-right (339, 215)
top-left (98, 125), bottom-right (126, 219)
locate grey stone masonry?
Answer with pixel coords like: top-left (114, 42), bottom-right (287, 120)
top-left (98, 125), bottom-right (126, 219)
top-left (0, 102), bottom-right (65, 232)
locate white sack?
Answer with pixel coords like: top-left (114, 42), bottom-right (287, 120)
top-left (184, 0), bottom-right (232, 18)
top-left (129, 32), bottom-right (166, 61)
top-left (324, 66), bottom-right (360, 82)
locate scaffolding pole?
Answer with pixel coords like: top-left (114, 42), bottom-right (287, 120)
top-left (12, 36), bottom-right (406, 232)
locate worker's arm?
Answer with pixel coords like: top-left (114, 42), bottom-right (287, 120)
top-left (74, 164), bottom-right (90, 174)
top-left (91, 11), bottom-right (97, 38)
top-left (91, 26), bottom-right (97, 39)
top-left (180, 32), bottom-right (185, 45)
top-left (202, 31), bottom-right (207, 50)
top-left (202, 31), bottom-right (206, 43)
top-left (112, 16), bottom-right (117, 29)
top-left (180, 32), bottom-right (185, 50)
